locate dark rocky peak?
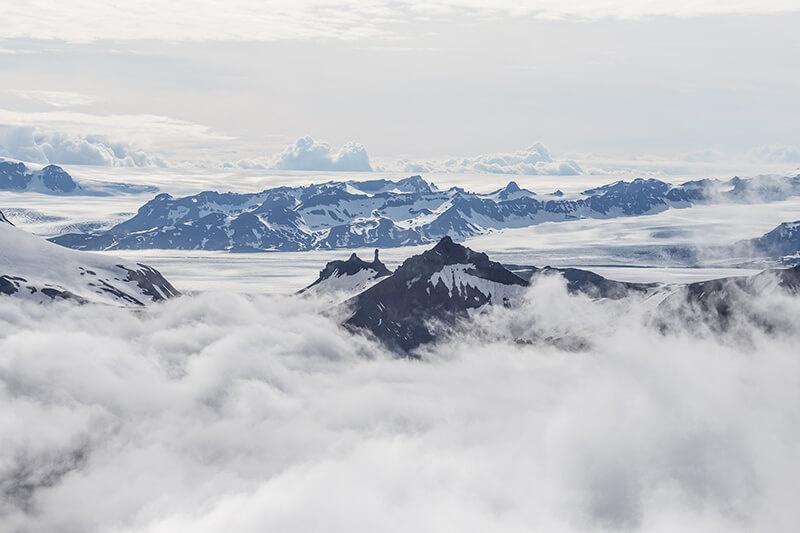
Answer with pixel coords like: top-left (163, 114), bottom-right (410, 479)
top-left (396, 175), bottom-right (436, 194)
top-left (39, 165), bottom-right (78, 193)
top-left (0, 210), bottom-right (12, 225)
top-left (0, 159), bottom-right (33, 190)
top-left (744, 220), bottom-right (800, 257)
top-left (343, 238), bottom-right (528, 353)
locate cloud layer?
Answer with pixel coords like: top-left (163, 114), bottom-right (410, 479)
top-left (3, 1), bottom-right (799, 43)
top-left (1, 278), bottom-right (799, 531)
top-left (0, 126), bottom-right (167, 167)
top-left (397, 143), bottom-right (583, 176)
top-left (236, 136), bottom-right (372, 172)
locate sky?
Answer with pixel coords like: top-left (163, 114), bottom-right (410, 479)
top-left (0, 1), bottom-right (799, 170)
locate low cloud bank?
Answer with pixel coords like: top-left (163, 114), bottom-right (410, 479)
top-left (1, 278), bottom-right (799, 532)
top-left (0, 126), bottom-right (168, 167)
top-left (397, 143), bottom-right (583, 176)
top-left (236, 136), bottom-right (372, 172)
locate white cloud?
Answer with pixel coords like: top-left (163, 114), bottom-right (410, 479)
top-left (0, 109), bottom-right (233, 165)
top-left (0, 126), bottom-right (168, 167)
top-left (6, 89), bottom-right (97, 108)
top-left (1, 1), bottom-right (799, 43)
top-left (397, 143), bottom-right (583, 176)
top-left (1, 280), bottom-right (799, 531)
top-left (238, 136), bottom-right (372, 172)
top-left (748, 144), bottom-right (800, 164)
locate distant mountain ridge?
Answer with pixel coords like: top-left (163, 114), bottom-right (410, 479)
top-left (0, 158), bottom-right (157, 196)
top-left (51, 173), bottom-right (800, 253)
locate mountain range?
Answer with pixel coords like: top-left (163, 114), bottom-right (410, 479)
top-left (50, 173), bottom-right (800, 253)
top-left (298, 237), bottom-right (800, 354)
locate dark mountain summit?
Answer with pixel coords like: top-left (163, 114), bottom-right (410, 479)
top-left (744, 221), bottom-right (800, 258)
top-left (0, 160), bottom-right (79, 193)
top-left (0, 210), bottom-right (12, 225)
top-left (343, 237), bottom-right (530, 352)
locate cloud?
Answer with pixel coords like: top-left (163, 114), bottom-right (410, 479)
top-left (0, 126), bottom-right (168, 167)
top-left (238, 136), bottom-right (372, 172)
top-left (1, 1), bottom-right (799, 43)
top-left (748, 144), bottom-right (800, 164)
top-left (397, 143), bottom-right (583, 176)
top-left (6, 89), bottom-right (97, 108)
top-left (1, 278), bottom-right (799, 531)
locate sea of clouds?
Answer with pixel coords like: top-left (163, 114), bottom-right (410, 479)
top-left (1, 276), bottom-right (799, 532)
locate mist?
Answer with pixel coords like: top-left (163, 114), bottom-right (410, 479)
top-left (1, 279), bottom-right (799, 532)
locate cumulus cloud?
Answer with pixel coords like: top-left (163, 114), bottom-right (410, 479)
top-left (238, 136), bottom-right (372, 171)
top-left (0, 126), bottom-right (168, 167)
top-left (1, 278), bottom-right (799, 531)
top-left (397, 143), bottom-right (583, 176)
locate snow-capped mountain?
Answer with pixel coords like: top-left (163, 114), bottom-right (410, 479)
top-left (0, 159), bottom-right (157, 195)
top-left (744, 220), bottom-right (800, 260)
top-left (300, 249), bottom-right (392, 298)
top-left (1, 159), bottom-right (80, 193)
top-left (0, 210), bottom-right (179, 305)
top-left (51, 174), bottom-right (800, 253)
top-left (343, 236), bottom-right (529, 352)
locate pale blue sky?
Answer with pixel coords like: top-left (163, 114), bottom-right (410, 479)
top-left (0, 1), bottom-right (798, 168)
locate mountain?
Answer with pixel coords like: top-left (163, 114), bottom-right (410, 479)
top-left (656, 266), bottom-right (800, 334)
top-left (51, 174), bottom-right (800, 253)
top-left (743, 221), bottom-right (800, 260)
top-left (337, 237), bottom-right (800, 353)
top-left (342, 237), bottom-right (529, 352)
top-left (1, 160), bottom-right (79, 193)
top-left (0, 159), bottom-right (157, 196)
top-left (507, 265), bottom-right (656, 299)
top-left (0, 210), bottom-right (179, 305)
top-left (300, 249), bottom-right (392, 297)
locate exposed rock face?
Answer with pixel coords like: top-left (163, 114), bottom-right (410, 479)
top-left (0, 160), bottom-right (79, 193)
top-left (343, 237), bottom-right (529, 353)
top-left (0, 210), bottom-right (12, 225)
top-left (744, 221), bottom-right (800, 258)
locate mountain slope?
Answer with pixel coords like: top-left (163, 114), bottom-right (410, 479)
top-left (0, 210), bottom-right (179, 305)
top-left (656, 266), bottom-right (800, 334)
top-left (343, 237), bottom-right (530, 352)
top-left (300, 249), bottom-right (392, 298)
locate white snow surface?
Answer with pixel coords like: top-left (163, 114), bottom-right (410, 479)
top-left (430, 263), bottom-right (525, 304)
top-left (0, 221), bottom-right (174, 305)
top-left (303, 267), bottom-right (387, 299)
